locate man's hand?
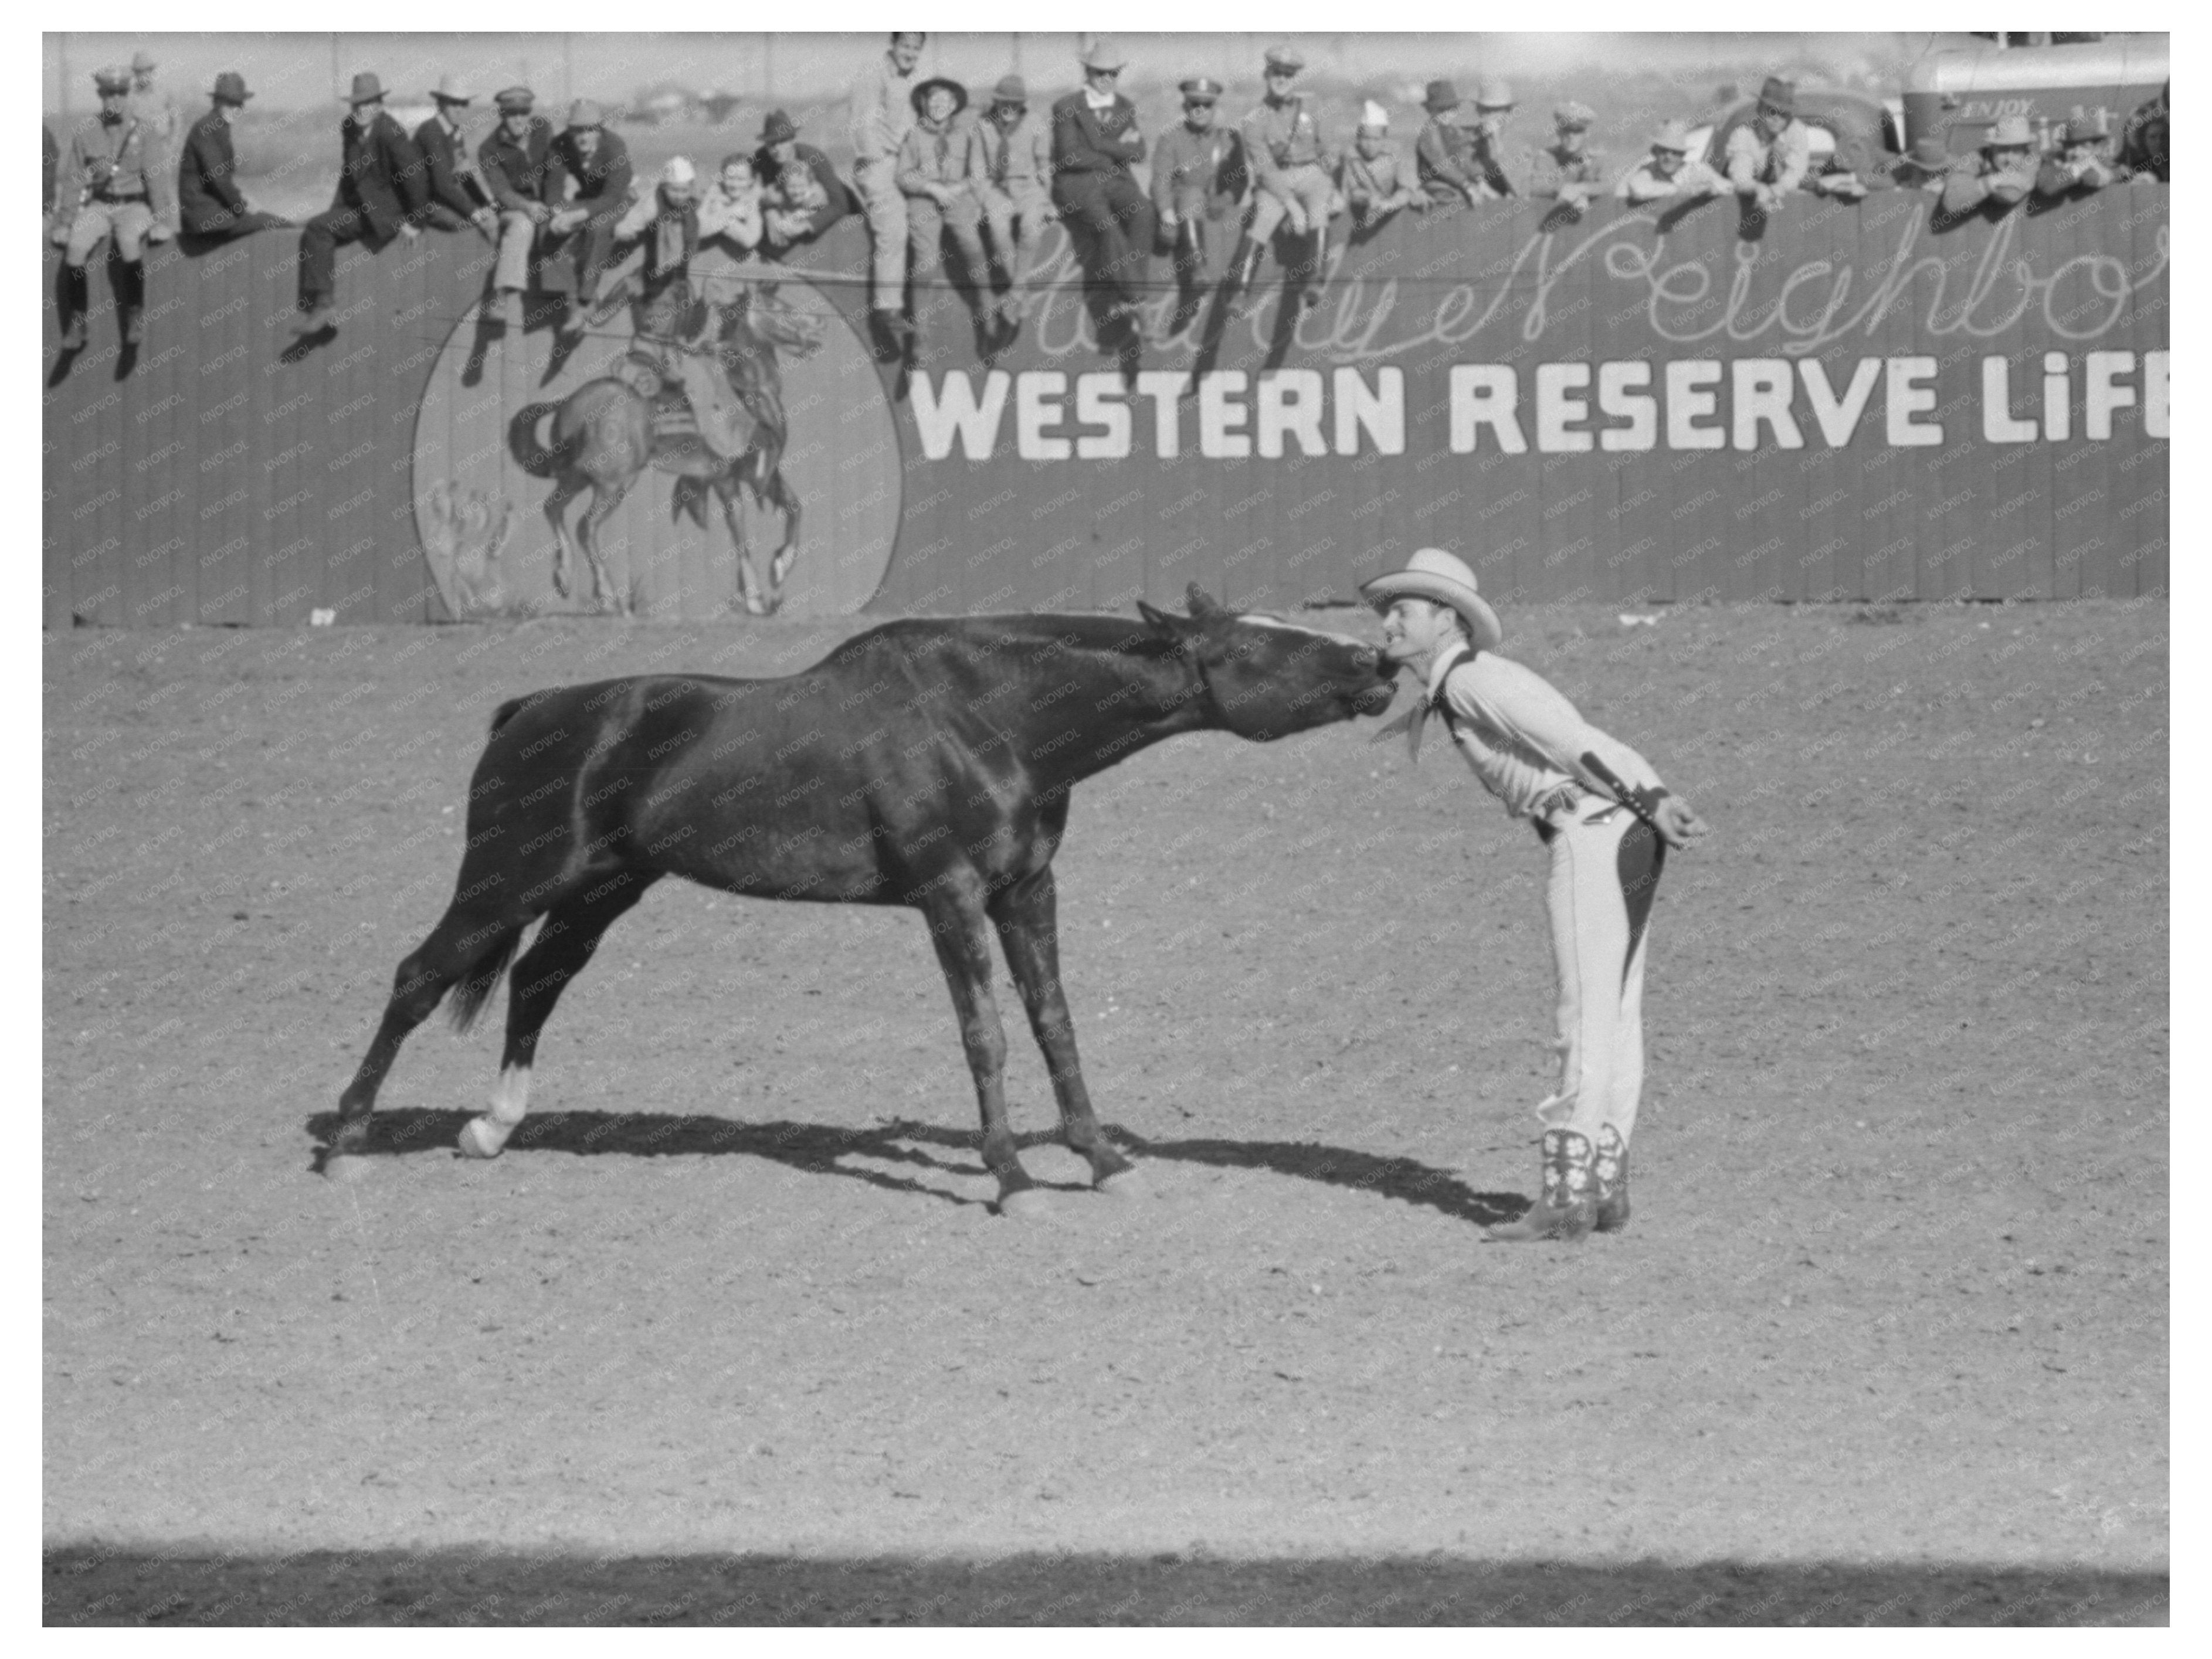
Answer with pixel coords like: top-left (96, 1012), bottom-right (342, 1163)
top-left (1654, 795), bottom-right (1708, 850)
top-left (525, 201), bottom-right (551, 226)
top-left (50, 218), bottom-right (69, 246)
top-left (147, 220), bottom-right (173, 244)
top-left (1286, 205), bottom-right (1309, 235)
top-left (1159, 207), bottom-right (1178, 230)
top-left (401, 222), bottom-right (420, 240)
top-left (473, 206), bottom-right (497, 231)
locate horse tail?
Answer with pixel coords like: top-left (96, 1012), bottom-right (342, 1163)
top-left (507, 401), bottom-right (571, 480)
top-left (446, 926), bottom-right (525, 1034)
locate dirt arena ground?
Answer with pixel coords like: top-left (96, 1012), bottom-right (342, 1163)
top-left (43, 598), bottom-right (2167, 1624)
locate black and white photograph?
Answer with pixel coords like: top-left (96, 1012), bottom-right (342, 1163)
top-left (39, 15), bottom-right (2171, 1626)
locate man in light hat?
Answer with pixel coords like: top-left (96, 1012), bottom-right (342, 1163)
top-left (178, 72), bottom-right (287, 242)
top-left (1723, 75), bottom-right (1811, 211)
top-left (1336, 101), bottom-right (1422, 232)
top-left (53, 64), bottom-right (175, 348)
top-left (1889, 134), bottom-right (1955, 192)
top-left (1152, 75), bottom-right (1249, 321)
top-left (970, 74), bottom-right (1056, 334)
top-left (1939, 114), bottom-right (2040, 215)
top-left (478, 86), bottom-right (558, 329)
top-left (547, 99), bottom-right (633, 340)
top-left (129, 49), bottom-right (179, 151)
top-left (1049, 38), bottom-right (1154, 328)
top-left (413, 74), bottom-right (497, 237)
top-left (754, 110), bottom-right (848, 251)
top-left (1460, 76), bottom-right (1522, 198)
top-left (291, 72), bottom-right (427, 337)
top-left (1415, 80), bottom-right (1484, 208)
top-left (1362, 548), bottom-right (1708, 1242)
top-left (1231, 43), bottom-right (1337, 305)
top-left (2035, 115), bottom-right (2119, 198)
top-left (849, 32), bottom-right (927, 344)
top-left (1613, 121), bottom-right (1725, 204)
top-left (1532, 100), bottom-right (1604, 216)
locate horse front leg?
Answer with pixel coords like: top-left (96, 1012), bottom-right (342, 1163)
top-left (988, 867), bottom-right (1137, 1190)
top-left (920, 880), bottom-right (1043, 1217)
top-left (578, 477), bottom-right (632, 615)
top-left (761, 459), bottom-right (802, 614)
top-left (716, 471), bottom-right (768, 617)
top-left (542, 472), bottom-right (585, 600)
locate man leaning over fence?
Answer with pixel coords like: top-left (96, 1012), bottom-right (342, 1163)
top-left (291, 73), bottom-right (425, 339)
top-left (1723, 76), bottom-right (1810, 212)
top-left (53, 65), bottom-right (175, 350)
top-left (754, 110), bottom-right (847, 252)
top-left (178, 72), bottom-right (289, 244)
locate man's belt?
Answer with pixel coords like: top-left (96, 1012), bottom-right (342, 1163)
top-left (90, 190), bottom-right (149, 204)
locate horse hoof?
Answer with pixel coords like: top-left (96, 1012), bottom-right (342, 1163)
top-left (456, 1118), bottom-right (506, 1159)
top-left (323, 1152), bottom-right (372, 1184)
top-left (1096, 1165), bottom-right (1146, 1198)
top-left (998, 1188), bottom-right (1054, 1222)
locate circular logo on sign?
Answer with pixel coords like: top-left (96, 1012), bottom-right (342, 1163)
top-left (409, 246), bottom-right (902, 621)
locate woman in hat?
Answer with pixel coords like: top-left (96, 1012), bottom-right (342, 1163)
top-left (178, 72), bottom-right (289, 242)
top-left (1362, 548), bottom-right (1707, 1241)
top-left (1722, 74), bottom-right (1811, 211)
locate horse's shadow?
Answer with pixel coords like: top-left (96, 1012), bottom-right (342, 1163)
top-left (304, 1108), bottom-right (1525, 1226)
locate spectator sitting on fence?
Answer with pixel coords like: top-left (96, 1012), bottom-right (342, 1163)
top-left (969, 75), bottom-right (1056, 337)
top-left (479, 87), bottom-right (558, 331)
top-left (1804, 133), bottom-right (1871, 201)
top-left (1415, 81), bottom-right (1485, 208)
top-left (1532, 100), bottom-right (1604, 216)
top-left (2118, 79), bottom-right (2167, 182)
top-left (1460, 77), bottom-right (1522, 198)
top-left (1337, 102), bottom-right (1422, 232)
top-left (548, 101), bottom-right (633, 342)
top-left (54, 65), bottom-right (176, 351)
top-left (1939, 114), bottom-right (2040, 215)
top-left (1724, 76), bottom-right (1811, 212)
top-left (898, 75), bottom-right (991, 331)
top-left (1890, 135), bottom-right (1953, 192)
top-left (1232, 44), bottom-right (1338, 307)
top-left (753, 109), bottom-right (847, 253)
top-left (290, 73), bottom-right (425, 339)
top-left (45, 122), bottom-right (57, 226)
top-left (850, 32), bottom-right (927, 346)
top-left (1613, 121), bottom-right (1725, 205)
top-left (179, 72), bottom-right (289, 243)
top-left (2036, 116), bottom-right (2119, 198)
top-left (699, 153), bottom-right (765, 258)
top-left (412, 75), bottom-right (498, 238)
top-left (1049, 38), bottom-right (1154, 331)
top-left (128, 49), bottom-right (179, 152)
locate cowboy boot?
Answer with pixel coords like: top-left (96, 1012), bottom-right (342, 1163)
top-left (1224, 232), bottom-right (1263, 291)
top-left (1485, 1128), bottom-right (1597, 1243)
top-left (1593, 1124), bottom-right (1630, 1233)
top-left (117, 262), bottom-right (145, 345)
top-left (57, 264), bottom-right (89, 350)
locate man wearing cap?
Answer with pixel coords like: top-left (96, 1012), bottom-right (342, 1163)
top-left (754, 111), bottom-right (848, 250)
top-left (1153, 76), bottom-right (1249, 314)
top-left (413, 76), bottom-right (497, 236)
top-left (128, 50), bottom-right (179, 152)
top-left (1050, 39), bottom-right (1153, 328)
top-left (547, 100), bottom-right (633, 338)
top-left (1889, 135), bottom-right (1954, 193)
top-left (2035, 116), bottom-right (2119, 199)
top-left (1612, 121), bottom-right (1724, 204)
top-left (850, 32), bottom-right (927, 343)
top-left (970, 75), bottom-right (1056, 333)
top-left (1362, 547), bottom-right (1708, 1243)
top-left (178, 73), bottom-right (287, 242)
top-left (1336, 103), bottom-right (1421, 233)
top-left (479, 87), bottom-right (559, 329)
top-left (1232, 45), bottom-right (1336, 301)
top-left (1723, 76), bottom-right (1811, 211)
top-left (1939, 115), bottom-right (2040, 215)
top-left (1533, 101), bottom-right (1604, 215)
top-left (53, 65), bottom-right (176, 349)
top-left (1415, 81), bottom-right (1485, 208)
top-left (291, 73), bottom-right (426, 337)
top-left (897, 75), bottom-right (989, 331)
top-left (1461, 77), bottom-right (1522, 198)
top-left (2118, 80), bottom-right (2167, 184)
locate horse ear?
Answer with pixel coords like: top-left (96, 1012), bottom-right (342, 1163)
top-left (1136, 599), bottom-right (1179, 637)
top-left (1185, 583), bottom-right (1227, 622)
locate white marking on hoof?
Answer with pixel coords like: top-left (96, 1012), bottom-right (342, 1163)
top-left (1096, 1165), bottom-right (1148, 1198)
top-left (457, 1117), bottom-right (508, 1159)
top-left (999, 1188), bottom-right (1054, 1222)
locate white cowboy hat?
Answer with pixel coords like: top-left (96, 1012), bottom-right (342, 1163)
top-left (1359, 547), bottom-right (1503, 650)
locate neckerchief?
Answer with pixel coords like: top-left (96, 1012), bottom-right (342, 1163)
top-left (1372, 640), bottom-right (1474, 764)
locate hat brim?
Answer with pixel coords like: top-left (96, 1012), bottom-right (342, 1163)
top-left (1360, 572), bottom-right (1503, 652)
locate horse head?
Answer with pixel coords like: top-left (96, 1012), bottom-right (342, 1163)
top-left (728, 280), bottom-right (829, 362)
top-left (1137, 583), bottom-right (1395, 740)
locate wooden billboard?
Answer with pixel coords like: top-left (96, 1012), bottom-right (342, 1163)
top-left (43, 185), bottom-right (2167, 628)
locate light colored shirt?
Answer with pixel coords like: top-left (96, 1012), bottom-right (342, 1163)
top-left (848, 52), bottom-right (917, 164)
top-left (1614, 156), bottom-right (1726, 202)
top-left (1723, 118), bottom-right (1811, 193)
top-left (1426, 642), bottom-right (1664, 821)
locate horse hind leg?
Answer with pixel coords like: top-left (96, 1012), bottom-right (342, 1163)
top-left (460, 873), bottom-right (660, 1159)
top-left (718, 473), bottom-right (768, 617)
top-left (761, 461), bottom-right (802, 613)
top-left (578, 478), bottom-right (632, 615)
top-left (543, 471), bottom-right (586, 600)
top-left (330, 906), bottom-right (530, 1169)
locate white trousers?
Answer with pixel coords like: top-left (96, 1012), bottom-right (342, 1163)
top-left (1535, 795), bottom-right (1663, 1145)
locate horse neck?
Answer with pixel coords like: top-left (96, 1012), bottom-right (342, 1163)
top-left (996, 629), bottom-right (1216, 792)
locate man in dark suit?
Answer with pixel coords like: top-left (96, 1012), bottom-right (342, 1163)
top-left (479, 86), bottom-right (559, 328)
top-left (292, 72), bottom-right (427, 335)
top-left (178, 72), bottom-right (289, 241)
top-left (1050, 37), bottom-right (1152, 325)
top-left (548, 100), bottom-right (632, 340)
top-left (412, 73), bottom-right (497, 236)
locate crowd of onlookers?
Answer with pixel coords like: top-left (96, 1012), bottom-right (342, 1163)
top-left (43, 39), bottom-right (2172, 357)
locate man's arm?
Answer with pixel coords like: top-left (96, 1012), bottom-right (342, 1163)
top-left (1939, 161), bottom-right (1991, 215)
top-left (1241, 107), bottom-right (1288, 196)
top-left (1149, 128), bottom-right (1178, 217)
top-left (384, 121), bottom-right (429, 215)
top-left (1722, 127), bottom-right (1762, 192)
top-left (194, 122), bottom-right (250, 218)
top-left (894, 127), bottom-right (930, 196)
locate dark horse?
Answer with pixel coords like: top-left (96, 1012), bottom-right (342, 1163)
top-left (331, 588), bottom-right (1394, 1213)
top-left (512, 283), bottom-right (827, 616)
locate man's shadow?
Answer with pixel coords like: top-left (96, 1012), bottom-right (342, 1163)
top-left (303, 1107), bottom-right (1526, 1226)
